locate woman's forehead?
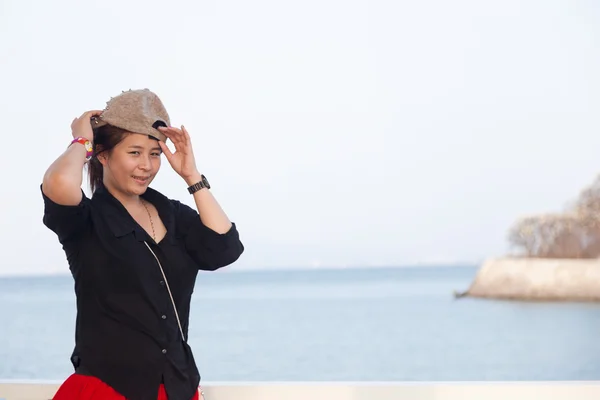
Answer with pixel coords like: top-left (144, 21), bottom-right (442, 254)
top-left (121, 133), bottom-right (158, 145)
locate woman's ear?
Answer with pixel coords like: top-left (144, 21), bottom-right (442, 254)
top-left (95, 146), bottom-right (108, 166)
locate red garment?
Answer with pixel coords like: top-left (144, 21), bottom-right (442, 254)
top-left (52, 373), bottom-right (200, 400)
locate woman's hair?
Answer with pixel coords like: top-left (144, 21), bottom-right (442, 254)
top-left (88, 124), bottom-right (129, 192)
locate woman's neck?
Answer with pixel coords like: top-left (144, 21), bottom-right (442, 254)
top-left (104, 183), bottom-right (142, 210)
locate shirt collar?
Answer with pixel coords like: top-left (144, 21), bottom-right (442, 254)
top-left (92, 186), bottom-right (177, 244)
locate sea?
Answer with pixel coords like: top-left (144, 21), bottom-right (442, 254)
top-left (0, 265), bottom-right (598, 382)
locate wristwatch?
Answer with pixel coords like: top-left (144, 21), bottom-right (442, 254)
top-left (187, 175), bottom-right (211, 194)
top-left (70, 137), bottom-right (93, 161)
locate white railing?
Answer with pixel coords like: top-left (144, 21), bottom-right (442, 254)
top-left (1, 381), bottom-right (600, 400)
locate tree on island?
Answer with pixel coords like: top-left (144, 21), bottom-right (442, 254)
top-left (508, 174), bottom-right (600, 258)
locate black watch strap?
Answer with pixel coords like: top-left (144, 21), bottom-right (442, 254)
top-left (187, 175), bottom-right (211, 194)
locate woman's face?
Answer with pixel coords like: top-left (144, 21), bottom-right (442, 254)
top-left (100, 133), bottom-right (162, 197)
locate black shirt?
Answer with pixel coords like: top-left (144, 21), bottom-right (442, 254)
top-left (41, 184), bottom-right (244, 400)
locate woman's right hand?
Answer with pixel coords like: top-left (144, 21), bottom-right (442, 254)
top-left (71, 110), bottom-right (103, 141)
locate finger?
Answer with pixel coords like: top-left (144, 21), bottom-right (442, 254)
top-left (159, 125), bottom-right (181, 131)
top-left (79, 110), bottom-right (104, 119)
top-left (181, 125), bottom-right (192, 144)
top-left (166, 126), bottom-right (189, 144)
top-left (158, 141), bottom-right (173, 160)
top-left (159, 127), bottom-right (186, 146)
top-left (160, 131), bottom-right (183, 149)
top-left (159, 126), bottom-right (184, 136)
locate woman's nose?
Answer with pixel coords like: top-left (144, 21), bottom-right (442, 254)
top-left (138, 156), bottom-right (152, 171)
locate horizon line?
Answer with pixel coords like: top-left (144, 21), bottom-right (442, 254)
top-left (0, 262), bottom-right (482, 278)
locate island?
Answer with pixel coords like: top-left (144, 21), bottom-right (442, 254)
top-left (458, 174), bottom-right (600, 302)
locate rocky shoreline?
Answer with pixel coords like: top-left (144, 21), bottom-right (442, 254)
top-left (457, 257), bottom-right (600, 302)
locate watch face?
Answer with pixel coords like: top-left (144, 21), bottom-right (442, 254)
top-left (202, 175), bottom-right (210, 189)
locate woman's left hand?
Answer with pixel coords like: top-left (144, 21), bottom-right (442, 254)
top-left (157, 125), bottom-right (200, 183)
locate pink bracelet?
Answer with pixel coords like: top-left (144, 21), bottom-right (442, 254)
top-left (70, 137), bottom-right (93, 161)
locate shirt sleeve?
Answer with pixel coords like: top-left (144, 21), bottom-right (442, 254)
top-left (41, 184), bottom-right (92, 246)
top-left (172, 200), bottom-right (244, 271)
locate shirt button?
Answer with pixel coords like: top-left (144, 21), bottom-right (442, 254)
top-left (161, 315), bottom-right (167, 320)
top-left (159, 281), bottom-right (165, 286)
top-left (162, 349), bottom-right (167, 354)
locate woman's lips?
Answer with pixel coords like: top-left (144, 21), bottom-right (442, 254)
top-left (132, 175), bottom-right (150, 184)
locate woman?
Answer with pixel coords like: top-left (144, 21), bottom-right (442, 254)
top-left (41, 89), bottom-right (244, 400)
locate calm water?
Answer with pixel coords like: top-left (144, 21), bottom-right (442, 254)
top-left (0, 266), bottom-right (598, 382)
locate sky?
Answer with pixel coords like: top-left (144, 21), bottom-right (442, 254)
top-left (0, 0), bottom-right (599, 276)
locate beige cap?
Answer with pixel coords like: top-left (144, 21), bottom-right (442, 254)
top-left (91, 89), bottom-right (170, 142)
